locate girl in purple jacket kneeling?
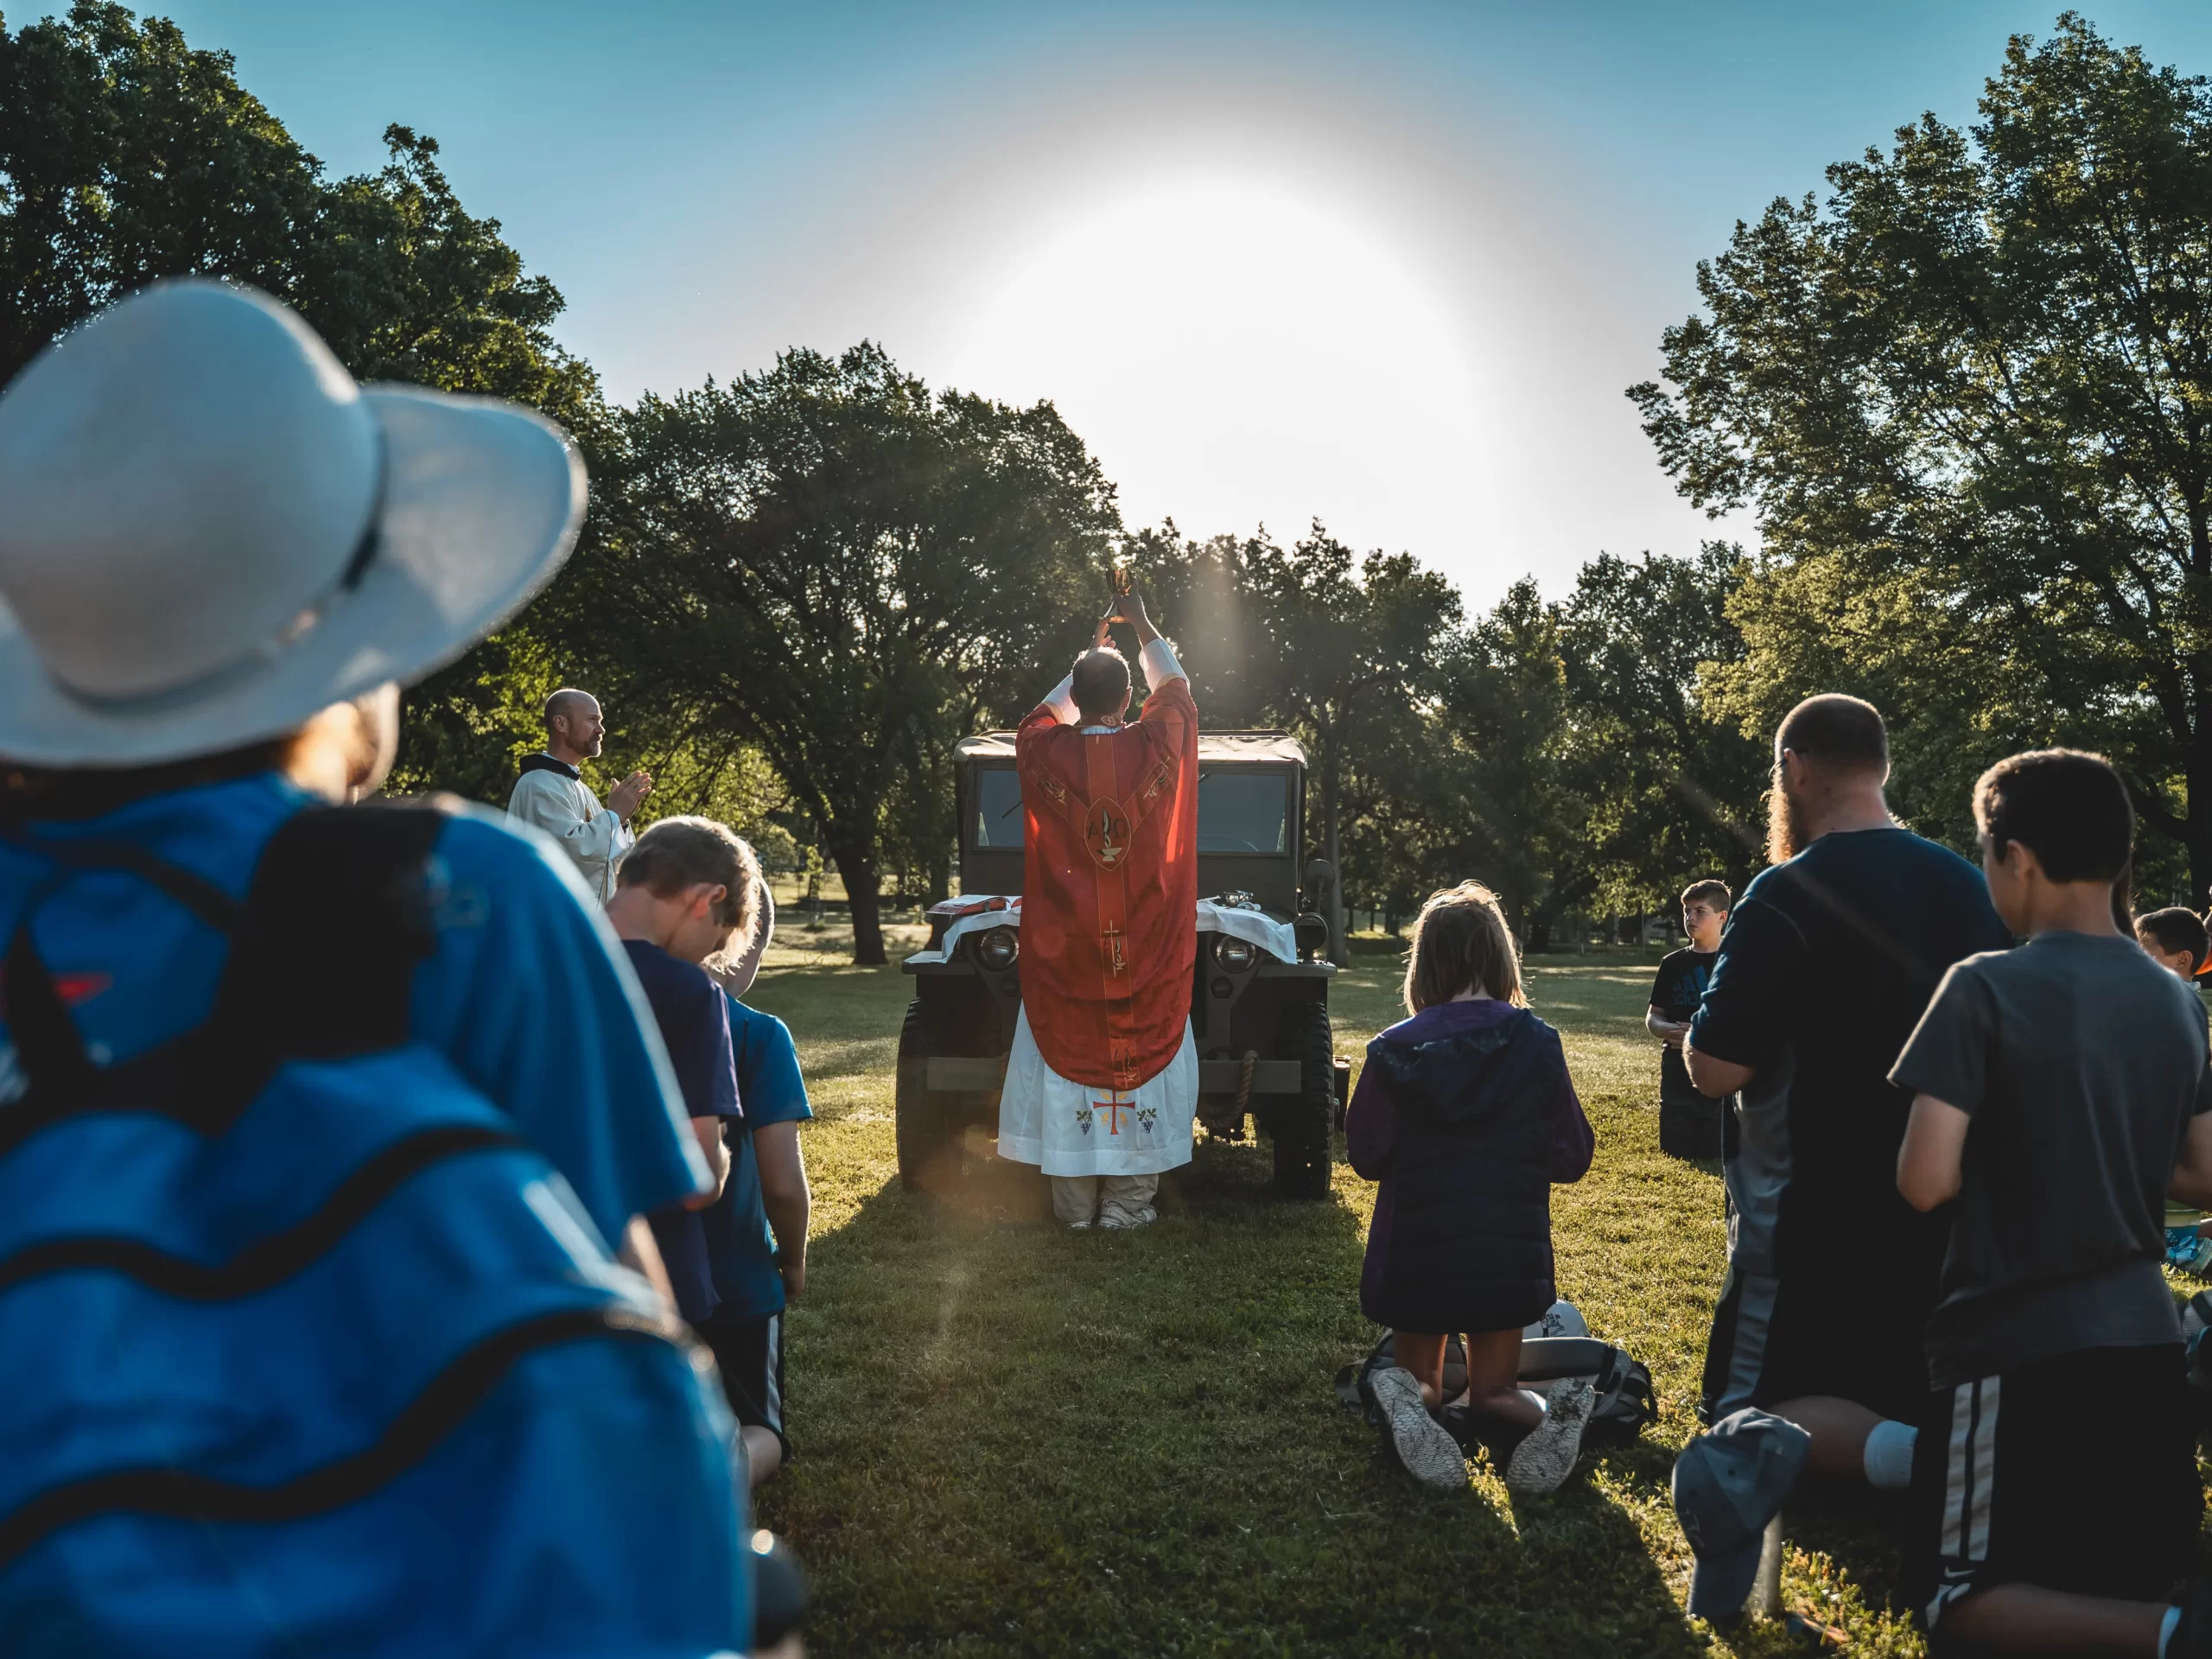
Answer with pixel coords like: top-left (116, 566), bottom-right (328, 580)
top-left (1346, 880), bottom-right (1596, 1494)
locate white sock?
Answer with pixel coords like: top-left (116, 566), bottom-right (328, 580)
top-left (2159, 1603), bottom-right (2181, 1658)
top-left (1862, 1419), bottom-right (1916, 1491)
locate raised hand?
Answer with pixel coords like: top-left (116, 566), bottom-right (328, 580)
top-left (1109, 587), bottom-right (1158, 643)
top-left (607, 768), bottom-right (653, 821)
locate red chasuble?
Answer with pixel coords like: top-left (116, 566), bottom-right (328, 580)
top-left (1016, 671), bottom-right (1199, 1091)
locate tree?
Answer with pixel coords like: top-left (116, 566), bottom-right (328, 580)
top-left (1, 4), bottom-right (596, 414)
top-left (1555, 545), bottom-right (1768, 906)
top-left (574, 344), bottom-right (1116, 964)
top-left (1125, 523), bottom-right (1461, 960)
top-left (1630, 15), bottom-right (2212, 897)
top-left (1433, 579), bottom-right (1588, 948)
top-left (2, 3), bottom-right (604, 796)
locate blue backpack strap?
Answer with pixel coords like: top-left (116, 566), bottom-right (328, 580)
top-left (200, 800), bottom-right (447, 1085)
top-left (0, 801), bottom-right (450, 1147)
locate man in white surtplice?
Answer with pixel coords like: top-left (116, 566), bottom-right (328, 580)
top-left (505, 688), bottom-right (652, 903)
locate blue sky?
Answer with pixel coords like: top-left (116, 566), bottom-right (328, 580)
top-left (125, 1), bottom-right (2212, 604)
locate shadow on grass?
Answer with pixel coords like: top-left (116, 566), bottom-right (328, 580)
top-left (770, 1135), bottom-right (1724, 1656)
top-left (751, 948), bottom-right (1927, 1651)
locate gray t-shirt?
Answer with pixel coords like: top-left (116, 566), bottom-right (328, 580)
top-left (1891, 931), bottom-right (2212, 1388)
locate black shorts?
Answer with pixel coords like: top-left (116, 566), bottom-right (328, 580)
top-left (1700, 1262), bottom-right (1932, 1427)
top-left (696, 1309), bottom-right (786, 1456)
top-left (1659, 1084), bottom-right (1722, 1160)
top-left (1900, 1344), bottom-right (2199, 1630)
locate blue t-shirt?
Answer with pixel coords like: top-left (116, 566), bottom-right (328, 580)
top-left (703, 995), bottom-right (814, 1319)
top-left (623, 940), bottom-right (742, 1325)
top-left (0, 773), bottom-right (706, 1248)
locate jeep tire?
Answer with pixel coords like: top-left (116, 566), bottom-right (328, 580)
top-left (1268, 998), bottom-right (1335, 1199)
top-left (895, 998), bottom-right (967, 1196)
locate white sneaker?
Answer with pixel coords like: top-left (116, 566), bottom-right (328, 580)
top-left (1097, 1205), bottom-right (1156, 1230)
top-left (1503, 1376), bottom-right (1594, 1495)
top-left (1369, 1366), bottom-right (1466, 1492)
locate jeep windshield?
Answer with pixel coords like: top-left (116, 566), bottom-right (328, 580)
top-left (968, 766), bottom-right (1288, 855)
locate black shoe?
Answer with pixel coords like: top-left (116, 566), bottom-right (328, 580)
top-left (751, 1531), bottom-right (808, 1651)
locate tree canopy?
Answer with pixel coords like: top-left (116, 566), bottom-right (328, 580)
top-left (560, 344), bottom-right (1118, 963)
top-left (29, 1), bottom-right (2167, 961)
top-left (1631, 12), bottom-right (2212, 900)
top-left (1, 1), bottom-right (606, 804)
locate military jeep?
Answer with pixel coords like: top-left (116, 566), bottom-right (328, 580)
top-left (897, 730), bottom-right (1345, 1199)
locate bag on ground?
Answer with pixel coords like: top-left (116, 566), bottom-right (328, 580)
top-left (1333, 1315), bottom-right (1659, 1449)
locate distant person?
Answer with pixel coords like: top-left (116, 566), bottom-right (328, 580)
top-left (605, 817), bottom-right (759, 1337)
top-left (2136, 906), bottom-right (2209, 983)
top-left (702, 870), bottom-right (816, 1491)
top-left (1647, 880), bottom-right (1732, 1159)
top-left (1681, 695), bottom-right (2011, 1516)
top-left (1000, 585), bottom-right (1200, 1228)
top-left (1893, 752), bottom-right (2212, 1655)
top-left (507, 686), bottom-right (652, 900)
top-left (1346, 882), bottom-right (1598, 1495)
top-left (0, 280), bottom-right (748, 1652)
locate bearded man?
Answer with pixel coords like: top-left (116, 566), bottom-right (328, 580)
top-left (507, 688), bottom-right (651, 902)
top-left (997, 587), bottom-right (1199, 1230)
top-left (1680, 695), bottom-right (2010, 1505)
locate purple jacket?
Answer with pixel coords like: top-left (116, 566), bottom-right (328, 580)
top-left (1346, 1000), bottom-right (1593, 1333)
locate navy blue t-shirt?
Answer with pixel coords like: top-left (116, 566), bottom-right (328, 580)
top-left (1690, 827), bottom-right (2011, 1287)
top-left (623, 940), bottom-right (742, 1325)
top-left (702, 996), bottom-right (814, 1320)
top-left (1649, 945), bottom-right (1718, 1105)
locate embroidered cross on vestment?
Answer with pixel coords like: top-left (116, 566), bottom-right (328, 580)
top-left (1091, 1096), bottom-right (1135, 1135)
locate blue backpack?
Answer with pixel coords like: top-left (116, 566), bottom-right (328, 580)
top-left (0, 804), bottom-right (749, 1657)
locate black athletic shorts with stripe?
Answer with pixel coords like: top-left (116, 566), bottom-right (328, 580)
top-left (697, 1309), bottom-right (787, 1458)
top-left (1900, 1344), bottom-right (2199, 1630)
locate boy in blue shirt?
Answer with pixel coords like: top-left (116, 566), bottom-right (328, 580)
top-left (702, 878), bottom-right (815, 1489)
top-left (606, 818), bottom-right (762, 1331)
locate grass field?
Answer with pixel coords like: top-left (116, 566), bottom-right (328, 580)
top-left (742, 918), bottom-right (1935, 1656)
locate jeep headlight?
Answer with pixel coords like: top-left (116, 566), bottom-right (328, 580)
top-left (976, 927), bottom-right (1020, 971)
top-left (1214, 935), bottom-right (1256, 971)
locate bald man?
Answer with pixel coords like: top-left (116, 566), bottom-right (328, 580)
top-left (506, 688), bottom-right (652, 901)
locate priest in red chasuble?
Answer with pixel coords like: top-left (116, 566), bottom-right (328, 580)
top-left (998, 586), bottom-right (1199, 1230)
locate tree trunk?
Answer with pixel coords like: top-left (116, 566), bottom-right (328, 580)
top-left (828, 836), bottom-right (887, 966)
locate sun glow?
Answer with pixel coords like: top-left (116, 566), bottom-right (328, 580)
top-left (945, 175), bottom-right (1493, 561)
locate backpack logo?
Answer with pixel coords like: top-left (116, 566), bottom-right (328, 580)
top-left (0, 970), bottom-right (111, 1014)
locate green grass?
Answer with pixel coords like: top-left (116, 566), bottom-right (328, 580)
top-left (743, 930), bottom-right (1934, 1656)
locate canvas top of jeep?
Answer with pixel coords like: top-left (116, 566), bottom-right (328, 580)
top-left (950, 729), bottom-right (1308, 918)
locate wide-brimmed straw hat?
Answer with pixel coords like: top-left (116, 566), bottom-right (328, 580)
top-left (0, 279), bottom-right (586, 766)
